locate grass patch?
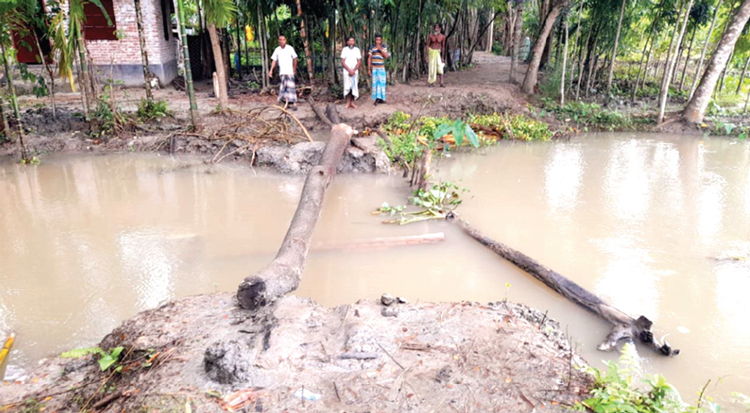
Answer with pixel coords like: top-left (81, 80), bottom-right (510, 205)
top-left (377, 111), bottom-right (554, 164)
top-left (542, 99), bottom-right (635, 131)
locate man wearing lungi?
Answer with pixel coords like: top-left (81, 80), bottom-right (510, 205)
top-left (367, 35), bottom-right (389, 105)
top-left (269, 35), bottom-right (299, 110)
top-left (341, 36), bottom-right (362, 109)
top-left (426, 24), bottom-right (446, 87)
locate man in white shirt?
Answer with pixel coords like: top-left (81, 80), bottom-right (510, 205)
top-left (269, 35), bottom-right (299, 110)
top-left (340, 36), bottom-right (362, 109)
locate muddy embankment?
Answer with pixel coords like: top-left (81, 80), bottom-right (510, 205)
top-left (0, 293), bottom-right (591, 412)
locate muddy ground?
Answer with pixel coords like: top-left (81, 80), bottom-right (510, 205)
top-left (1, 53), bottom-right (533, 165)
top-left (0, 294), bottom-right (591, 412)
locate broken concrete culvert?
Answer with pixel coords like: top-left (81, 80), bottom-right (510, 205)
top-left (0, 294), bottom-right (592, 412)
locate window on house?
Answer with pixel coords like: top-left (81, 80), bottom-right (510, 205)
top-left (84, 0), bottom-right (117, 41)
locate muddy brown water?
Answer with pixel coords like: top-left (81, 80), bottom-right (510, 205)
top-left (1, 133), bottom-right (749, 403)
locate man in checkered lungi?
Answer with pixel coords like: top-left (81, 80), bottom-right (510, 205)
top-left (368, 34), bottom-right (389, 105)
top-left (269, 35), bottom-right (299, 110)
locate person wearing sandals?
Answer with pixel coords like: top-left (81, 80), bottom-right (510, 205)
top-left (426, 24), bottom-right (446, 87)
top-left (368, 35), bottom-right (389, 105)
top-left (269, 35), bottom-right (298, 110)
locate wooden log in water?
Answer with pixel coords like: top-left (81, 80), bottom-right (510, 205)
top-left (452, 216), bottom-right (679, 356)
top-left (316, 232), bottom-right (445, 251)
top-left (236, 123), bottom-right (354, 310)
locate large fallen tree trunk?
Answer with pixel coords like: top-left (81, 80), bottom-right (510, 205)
top-left (237, 122), bottom-right (353, 310)
top-left (452, 216), bottom-right (679, 356)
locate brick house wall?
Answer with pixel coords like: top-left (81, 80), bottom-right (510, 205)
top-left (85, 0), bottom-right (178, 86)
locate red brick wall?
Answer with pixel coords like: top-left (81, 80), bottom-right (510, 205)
top-left (83, 0), bottom-right (175, 66)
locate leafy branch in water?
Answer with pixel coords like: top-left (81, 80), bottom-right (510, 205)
top-left (373, 181), bottom-right (468, 225)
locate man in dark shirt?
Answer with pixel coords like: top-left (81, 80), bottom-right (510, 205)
top-left (367, 35), bottom-right (389, 105)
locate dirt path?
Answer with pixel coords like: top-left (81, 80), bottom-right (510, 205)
top-left (15, 52), bottom-right (528, 129)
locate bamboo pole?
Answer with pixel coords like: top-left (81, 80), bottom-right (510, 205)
top-left (175, 0), bottom-right (198, 127)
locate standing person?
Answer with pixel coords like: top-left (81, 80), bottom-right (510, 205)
top-left (426, 24), bottom-right (446, 87)
top-left (367, 34), bottom-right (389, 105)
top-left (269, 35), bottom-right (299, 110)
top-left (341, 36), bottom-right (362, 109)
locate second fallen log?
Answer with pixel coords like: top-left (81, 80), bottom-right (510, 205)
top-left (452, 216), bottom-right (679, 357)
top-left (236, 124), bottom-right (354, 310)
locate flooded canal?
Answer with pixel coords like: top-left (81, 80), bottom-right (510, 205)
top-left (1, 133), bottom-right (749, 402)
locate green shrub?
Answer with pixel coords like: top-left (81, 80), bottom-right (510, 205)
top-left (136, 99), bottom-right (173, 121)
top-left (577, 343), bottom-right (747, 413)
top-left (542, 99), bottom-right (633, 131)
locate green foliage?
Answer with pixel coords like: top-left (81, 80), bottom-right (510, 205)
top-left (469, 112), bottom-right (554, 141)
top-left (61, 346), bottom-right (125, 372)
top-left (576, 343), bottom-right (750, 413)
top-left (20, 156), bottom-right (40, 165)
top-left (378, 111), bottom-right (480, 164)
top-left (374, 181), bottom-right (468, 225)
top-left (542, 99), bottom-right (633, 131)
top-left (61, 346), bottom-right (101, 359)
top-left (491, 41), bottom-right (504, 56)
top-left (136, 99), bottom-right (173, 121)
top-left (372, 202), bottom-right (406, 216)
top-left (18, 64), bottom-right (48, 98)
top-left (97, 346), bottom-right (124, 372)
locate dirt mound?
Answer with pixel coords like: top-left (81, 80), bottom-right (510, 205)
top-left (0, 294), bottom-right (591, 412)
top-left (21, 107), bottom-right (90, 135)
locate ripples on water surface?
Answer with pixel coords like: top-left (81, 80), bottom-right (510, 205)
top-left (0, 133), bottom-right (749, 402)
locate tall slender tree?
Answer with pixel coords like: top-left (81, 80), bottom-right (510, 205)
top-left (521, 0), bottom-right (568, 94)
top-left (658, 0), bottom-right (694, 123)
top-left (134, 0), bottom-right (154, 102)
top-left (205, 0), bottom-right (236, 110)
top-left (689, 0), bottom-right (725, 99)
top-left (605, 0), bottom-right (628, 97)
top-left (683, 0), bottom-right (750, 123)
top-left (176, 0), bottom-right (198, 126)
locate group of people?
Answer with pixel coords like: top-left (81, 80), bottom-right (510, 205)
top-left (267, 24), bottom-right (447, 110)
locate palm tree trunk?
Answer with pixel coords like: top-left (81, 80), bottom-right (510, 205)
top-left (175, 0), bottom-right (198, 127)
top-left (134, 0), bottom-right (154, 102)
top-left (606, 0), bottom-right (627, 98)
top-left (658, 0), bottom-right (693, 123)
top-left (509, 3), bottom-right (523, 83)
top-left (521, 4), bottom-right (563, 94)
top-left (208, 24), bottom-right (229, 109)
top-left (689, 0), bottom-right (723, 100)
top-left (684, 0), bottom-right (750, 123)
top-left (295, 0), bottom-right (314, 83)
top-left (736, 55), bottom-right (750, 94)
top-left (678, 24), bottom-right (697, 90)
